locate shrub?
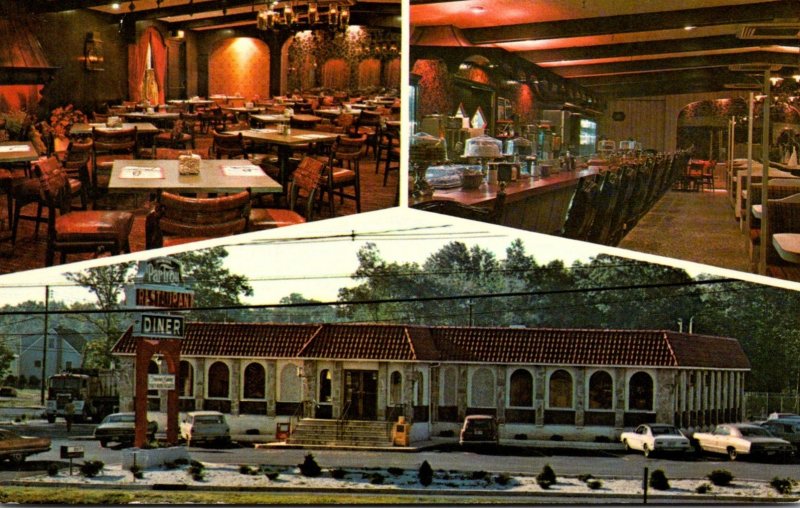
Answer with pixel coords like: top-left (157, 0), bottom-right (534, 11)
top-left (587, 479), bottom-right (603, 490)
top-left (578, 474), bottom-right (594, 483)
top-left (649, 469), bottom-right (670, 491)
top-left (370, 472), bottom-right (385, 484)
top-left (536, 464), bottom-right (557, 489)
top-left (174, 458), bottom-right (189, 466)
top-left (707, 469), bottom-right (733, 487)
top-left (27, 375), bottom-right (39, 389)
top-left (298, 453), bottom-right (322, 477)
top-left (187, 461), bottom-right (205, 481)
top-left (387, 467), bottom-right (404, 476)
top-left (695, 483), bottom-right (713, 494)
top-left (330, 468), bottom-right (347, 480)
top-left (495, 473), bottom-right (511, 486)
top-left (418, 460), bottom-right (434, 486)
top-left (770, 477), bottom-right (794, 495)
top-left (79, 460), bottom-right (104, 478)
top-left (46, 462), bottom-right (60, 477)
top-left (266, 472), bottom-right (280, 481)
top-left (239, 465), bottom-right (254, 475)
top-left (471, 470), bottom-right (490, 481)
top-left (130, 464), bottom-right (143, 480)
top-left (189, 460), bottom-right (204, 471)
top-left (163, 461), bottom-right (178, 470)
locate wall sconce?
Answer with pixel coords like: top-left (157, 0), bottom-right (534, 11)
top-left (84, 32), bottom-right (104, 71)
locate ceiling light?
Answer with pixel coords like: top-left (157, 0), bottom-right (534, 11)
top-left (770, 76), bottom-right (784, 86)
top-left (684, 25), bottom-right (696, 31)
top-left (111, 2), bottom-right (120, 9)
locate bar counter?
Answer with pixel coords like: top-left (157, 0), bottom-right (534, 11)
top-left (412, 167), bottom-right (599, 235)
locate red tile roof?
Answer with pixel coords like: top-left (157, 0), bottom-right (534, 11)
top-left (111, 322), bottom-right (750, 369)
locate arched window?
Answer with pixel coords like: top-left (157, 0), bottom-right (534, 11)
top-left (441, 367), bottom-right (457, 406)
top-left (207, 361), bottom-right (229, 399)
top-left (178, 361), bottom-right (193, 397)
top-left (243, 363), bottom-right (266, 399)
top-left (629, 372), bottom-right (654, 411)
top-left (413, 371), bottom-right (424, 406)
top-left (548, 369), bottom-right (573, 408)
top-left (471, 367), bottom-right (494, 407)
top-left (588, 371), bottom-right (613, 410)
top-left (390, 371), bottom-right (402, 405)
top-left (509, 369), bottom-right (533, 407)
top-left (279, 364), bottom-right (302, 402)
top-left (319, 369), bottom-right (332, 403)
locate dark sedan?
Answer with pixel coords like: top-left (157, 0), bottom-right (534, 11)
top-left (93, 412), bottom-right (157, 447)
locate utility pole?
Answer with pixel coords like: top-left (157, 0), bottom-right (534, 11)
top-left (40, 285), bottom-right (50, 405)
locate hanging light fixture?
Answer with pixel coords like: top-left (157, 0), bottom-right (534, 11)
top-left (255, 0), bottom-right (352, 31)
top-left (307, 2), bottom-right (319, 24)
top-left (283, 2), bottom-right (294, 24)
top-left (128, 0), bottom-right (135, 11)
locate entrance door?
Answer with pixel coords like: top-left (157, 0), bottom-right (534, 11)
top-left (344, 370), bottom-right (378, 420)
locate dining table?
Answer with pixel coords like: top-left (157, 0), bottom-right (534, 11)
top-left (228, 127), bottom-right (339, 188)
top-left (120, 111), bottom-right (180, 129)
top-left (168, 99), bottom-right (214, 112)
top-left (70, 122), bottom-right (160, 137)
top-left (0, 141), bottom-right (40, 248)
top-left (108, 159), bottom-right (282, 195)
top-left (773, 233), bottom-right (800, 264)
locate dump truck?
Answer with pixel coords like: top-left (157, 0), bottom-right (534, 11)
top-left (45, 369), bottom-right (119, 423)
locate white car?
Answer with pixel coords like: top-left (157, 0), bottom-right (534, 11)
top-left (620, 424), bottom-right (692, 457)
top-left (693, 423), bottom-right (794, 461)
top-left (180, 411), bottom-right (231, 446)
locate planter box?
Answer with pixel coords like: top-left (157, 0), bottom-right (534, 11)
top-left (121, 446), bottom-right (189, 470)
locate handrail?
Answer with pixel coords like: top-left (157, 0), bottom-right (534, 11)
top-left (336, 400), bottom-right (352, 440)
top-left (287, 400), bottom-right (309, 438)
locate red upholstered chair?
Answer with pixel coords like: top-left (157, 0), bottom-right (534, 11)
top-left (351, 110), bottom-right (381, 156)
top-left (145, 191), bottom-right (251, 249)
top-left (320, 135), bottom-right (365, 216)
top-left (249, 157), bottom-right (325, 230)
top-left (211, 130), bottom-right (247, 159)
top-left (34, 156), bottom-right (134, 266)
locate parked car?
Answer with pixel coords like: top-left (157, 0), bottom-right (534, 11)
top-left (459, 415), bottom-right (499, 445)
top-left (0, 428), bottom-right (51, 464)
top-left (693, 423), bottom-right (794, 461)
top-left (620, 423), bottom-right (692, 458)
top-left (180, 411), bottom-right (230, 446)
top-left (760, 419), bottom-right (800, 450)
top-left (93, 412), bottom-right (157, 448)
top-left (767, 412), bottom-right (800, 421)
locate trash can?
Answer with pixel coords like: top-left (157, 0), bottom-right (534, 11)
top-left (392, 416), bottom-right (411, 446)
top-left (276, 422), bottom-right (291, 441)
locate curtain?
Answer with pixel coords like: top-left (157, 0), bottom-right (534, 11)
top-left (128, 27), bottom-right (166, 103)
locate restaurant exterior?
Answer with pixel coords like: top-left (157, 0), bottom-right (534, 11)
top-left (111, 322), bottom-right (751, 443)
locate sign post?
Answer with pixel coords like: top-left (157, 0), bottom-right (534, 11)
top-left (60, 445), bottom-right (84, 476)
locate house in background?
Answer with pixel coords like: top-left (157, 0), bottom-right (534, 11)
top-left (112, 322), bottom-right (750, 445)
top-left (8, 327), bottom-right (86, 381)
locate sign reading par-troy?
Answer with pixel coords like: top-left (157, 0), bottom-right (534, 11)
top-left (140, 313), bottom-right (184, 339)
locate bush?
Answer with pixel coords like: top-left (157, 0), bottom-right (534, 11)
top-left (130, 464), bottom-right (143, 480)
top-left (162, 461), bottom-right (178, 470)
top-left (370, 472), bottom-right (385, 484)
top-left (330, 468), bottom-right (347, 480)
top-left (649, 469), bottom-right (670, 491)
top-left (695, 483), bottom-right (713, 494)
top-left (495, 473), bottom-right (511, 486)
top-left (188, 461), bottom-right (205, 481)
top-left (770, 477), bottom-right (794, 495)
top-left (418, 460), bottom-right (434, 487)
top-left (578, 474), bottom-right (594, 483)
top-left (46, 462), bottom-right (60, 477)
top-left (471, 470), bottom-right (490, 481)
top-left (266, 472), bottom-right (280, 481)
top-left (387, 467), bottom-right (404, 476)
top-left (27, 375), bottom-right (39, 389)
top-left (239, 465), bottom-right (255, 475)
top-left (587, 479), bottom-right (603, 490)
top-left (174, 458), bottom-right (189, 466)
top-left (298, 453), bottom-right (322, 477)
top-left (79, 460), bottom-right (104, 478)
top-left (707, 469), bottom-right (734, 487)
top-left (536, 464), bottom-right (557, 489)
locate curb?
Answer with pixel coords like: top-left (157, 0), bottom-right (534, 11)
top-left (3, 479), bottom-right (797, 503)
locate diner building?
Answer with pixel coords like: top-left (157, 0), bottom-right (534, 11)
top-left (409, 0), bottom-right (800, 283)
top-left (0, 0), bottom-right (400, 272)
top-left (111, 322), bottom-right (751, 444)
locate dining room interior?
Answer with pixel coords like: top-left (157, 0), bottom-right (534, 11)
top-left (409, 0), bottom-right (800, 283)
top-left (0, 0), bottom-right (400, 272)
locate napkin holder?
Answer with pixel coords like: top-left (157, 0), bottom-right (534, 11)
top-left (178, 153), bottom-right (201, 175)
top-left (146, 107), bottom-right (155, 114)
top-left (106, 116), bottom-right (122, 128)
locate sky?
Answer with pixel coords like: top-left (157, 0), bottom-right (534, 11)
top-left (0, 207), bottom-right (796, 309)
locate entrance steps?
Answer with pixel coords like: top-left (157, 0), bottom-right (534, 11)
top-left (287, 418), bottom-right (393, 447)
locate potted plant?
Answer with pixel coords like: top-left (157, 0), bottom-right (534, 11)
top-left (46, 104), bottom-right (88, 151)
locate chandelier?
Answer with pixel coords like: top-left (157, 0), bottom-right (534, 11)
top-left (257, 0), bottom-right (353, 31)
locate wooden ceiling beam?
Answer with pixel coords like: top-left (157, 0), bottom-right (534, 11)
top-left (466, 0), bottom-right (798, 44)
top-left (517, 35), bottom-right (795, 63)
top-left (573, 68), bottom-right (761, 87)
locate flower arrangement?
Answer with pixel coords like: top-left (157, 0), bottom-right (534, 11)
top-left (47, 104), bottom-right (87, 138)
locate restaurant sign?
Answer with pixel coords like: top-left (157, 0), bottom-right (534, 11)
top-left (148, 374), bottom-right (176, 390)
top-left (125, 257), bottom-right (195, 310)
top-left (139, 313), bottom-right (184, 339)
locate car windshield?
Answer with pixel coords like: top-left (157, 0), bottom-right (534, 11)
top-left (739, 427), bottom-right (772, 437)
top-left (195, 415), bottom-right (224, 424)
top-left (651, 426), bottom-right (680, 436)
top-left (105, 414), bottom-right (135, 423)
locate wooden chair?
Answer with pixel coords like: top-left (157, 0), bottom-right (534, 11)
top-left (320, 135), bottom-right (365, 216)
top-left (211, 130), bottom-right (247, 159)
top-left (351, 110), bottom-right (382, 156)
top-left (249, 157), bottom-right (326, 230)
top-left (375, 124), bottom-right (400, 186)
top-left (145, 191), bottom-right (251, 249)
top-left (34, 156), bottom-right (134, 266)
top-left (154, 113), bottom-right (196, 150)
top-left (91, 126), bottom-right (137, 207)
top-left (699, 159), bottom-right (717, 192)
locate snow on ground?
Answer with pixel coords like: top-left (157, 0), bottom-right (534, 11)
top-left (23, 462), bottom-right (796, 500)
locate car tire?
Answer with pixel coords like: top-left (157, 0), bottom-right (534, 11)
top-left (47, 415), bottom-right (55, 424)
top-left (727, 447), bottom-right (738, 461)
top-left (9, 453), bottom-right (25, 465)
top-left (99, 440), bottom-right (108, 448)
top-left (623, 439), bottom-right (631, 451)
top-left (643, 444), bottom-right (651, 458)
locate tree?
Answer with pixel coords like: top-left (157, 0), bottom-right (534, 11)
top-left (0, 343), bottom-right (14, 382)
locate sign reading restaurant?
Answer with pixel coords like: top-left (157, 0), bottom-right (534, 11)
top-left (125, 257), bottom-right (195, 310)
top-left (135, 288), bottom-right (193, 308)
